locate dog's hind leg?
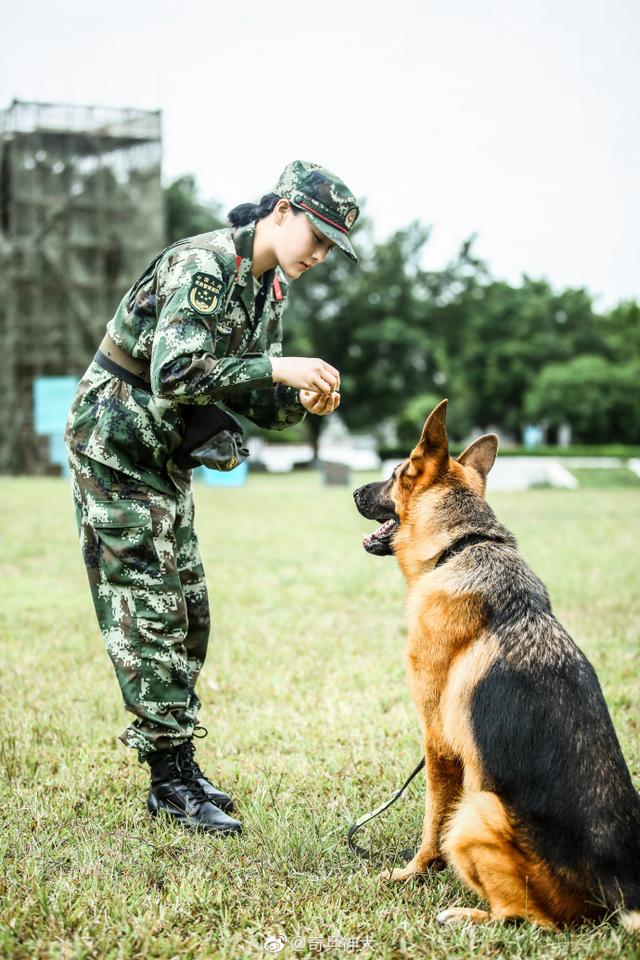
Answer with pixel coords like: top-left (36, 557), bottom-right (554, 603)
top-left (439, 791), bottom-right (564, 928)
top-left (620, 911), bottom-right (640, 935)
top-left (381, 746), bottom-right (463, 882)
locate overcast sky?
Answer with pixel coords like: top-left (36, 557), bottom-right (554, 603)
top-left (2, 0), bottom-right (638, 308)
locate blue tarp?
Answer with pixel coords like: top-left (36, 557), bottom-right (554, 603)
top-left (33, 376), bottom-right (78, 475)
top-left (33, 377), bottom-right (78, 434)
top-left (195, 462), bottom-right (249, 486)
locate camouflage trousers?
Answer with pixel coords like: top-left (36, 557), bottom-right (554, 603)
top-left (67, 448), bottom-right (210, 762)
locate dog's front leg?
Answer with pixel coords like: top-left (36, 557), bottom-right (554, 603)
top-left (381, 745), bottom-right (462, 882)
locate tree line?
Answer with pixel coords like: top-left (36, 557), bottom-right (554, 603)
top-left (166, 176), bottom-right (640, 449)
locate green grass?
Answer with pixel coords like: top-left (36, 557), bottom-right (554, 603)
top-left (569, 468), bottom-right (640, 489)
top-left (1, 474), bottom-right (639, 959)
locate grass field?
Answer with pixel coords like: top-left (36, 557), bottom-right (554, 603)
top-left (568, 467), bottom-right (640, 489)
top-left (1, 472), bottom-right (639, 960)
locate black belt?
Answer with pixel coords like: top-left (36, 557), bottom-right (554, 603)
top-left (94, 333), bottom-right (152, 392)
top-left (94, 349), bottom-right (152, 392)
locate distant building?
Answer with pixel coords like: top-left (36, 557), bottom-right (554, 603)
top-left (0, 99), bottom-right (164, 473)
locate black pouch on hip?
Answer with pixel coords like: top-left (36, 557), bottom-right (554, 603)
top-left (174, 404), bottom-right (249, 472)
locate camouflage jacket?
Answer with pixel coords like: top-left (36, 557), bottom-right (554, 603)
top-left (65, 222), bottom-right (305, 493)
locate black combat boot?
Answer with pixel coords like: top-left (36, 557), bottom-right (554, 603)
top-left (175, 736), bottom-right (235, 813)
top-left (147, 741), bottom-right (241, 835)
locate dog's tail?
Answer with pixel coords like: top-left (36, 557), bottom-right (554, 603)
top-left (620, 910), bottom-right (640, 935)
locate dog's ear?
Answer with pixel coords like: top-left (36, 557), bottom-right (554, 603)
top-left (457, 434), bottom-right (499, 481)
top-left (407, 399), bottom-right (449, 476)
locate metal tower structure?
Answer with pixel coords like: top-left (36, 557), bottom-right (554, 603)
top-left (0, 99), bottom-right (164, 472)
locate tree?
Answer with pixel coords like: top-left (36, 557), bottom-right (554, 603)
top-left (601, 300), bottom-right (640, 364)
top-left (164, 175), bottom-right (225, 243)
top-left (524, 355), bottom-right (640, 443)
top-left (432, 277), bottom-right (605, 438)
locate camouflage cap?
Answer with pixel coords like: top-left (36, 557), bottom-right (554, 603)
top-left (274, 160), bottom-right (360, 263)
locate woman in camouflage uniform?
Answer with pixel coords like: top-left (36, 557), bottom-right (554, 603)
top-left (65, 161), bottom-right (360, 835)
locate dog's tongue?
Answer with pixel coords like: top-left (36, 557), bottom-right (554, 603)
top-left (363, 518), bottom-right (395, 546)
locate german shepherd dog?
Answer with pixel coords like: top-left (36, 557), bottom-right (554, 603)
top-left (353, 400), bottom-right (640, 931)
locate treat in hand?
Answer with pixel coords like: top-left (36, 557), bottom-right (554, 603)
top-left (299, 389), bottom-right (341, 416)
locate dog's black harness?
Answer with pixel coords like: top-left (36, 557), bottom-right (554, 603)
top-left (434, 531), bottom-right (507, 567)
top-left (347, 532), bottom-right (506, 864)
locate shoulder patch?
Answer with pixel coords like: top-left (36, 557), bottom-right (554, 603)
top-left (188, 272), bottom-right (224, 315)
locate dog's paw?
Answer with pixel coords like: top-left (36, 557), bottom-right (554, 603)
top-left (379, 864), bottom-right (422, 883)
top-left (437, 907), bottom-right (490, 926)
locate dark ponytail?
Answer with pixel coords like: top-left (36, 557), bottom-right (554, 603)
top-left (228, 192), bottom-right (280, 227)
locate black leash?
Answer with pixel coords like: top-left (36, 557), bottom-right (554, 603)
top-left (347, 757), bottom-right (425, 865)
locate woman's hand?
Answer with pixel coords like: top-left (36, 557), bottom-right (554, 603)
top-left (299, 390), bottom-right (341, 416)
top-left (271, 356), bottom-right (340, 393)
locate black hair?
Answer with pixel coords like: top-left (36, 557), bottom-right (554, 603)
top-left (227, 192), bottom-right (301, 227)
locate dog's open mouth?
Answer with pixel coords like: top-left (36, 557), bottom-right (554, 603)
top-left (362, 517), bottom-right (399, 555)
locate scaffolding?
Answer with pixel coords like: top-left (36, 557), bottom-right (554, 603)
top-left (0, 99), bottom-right (165, 472)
